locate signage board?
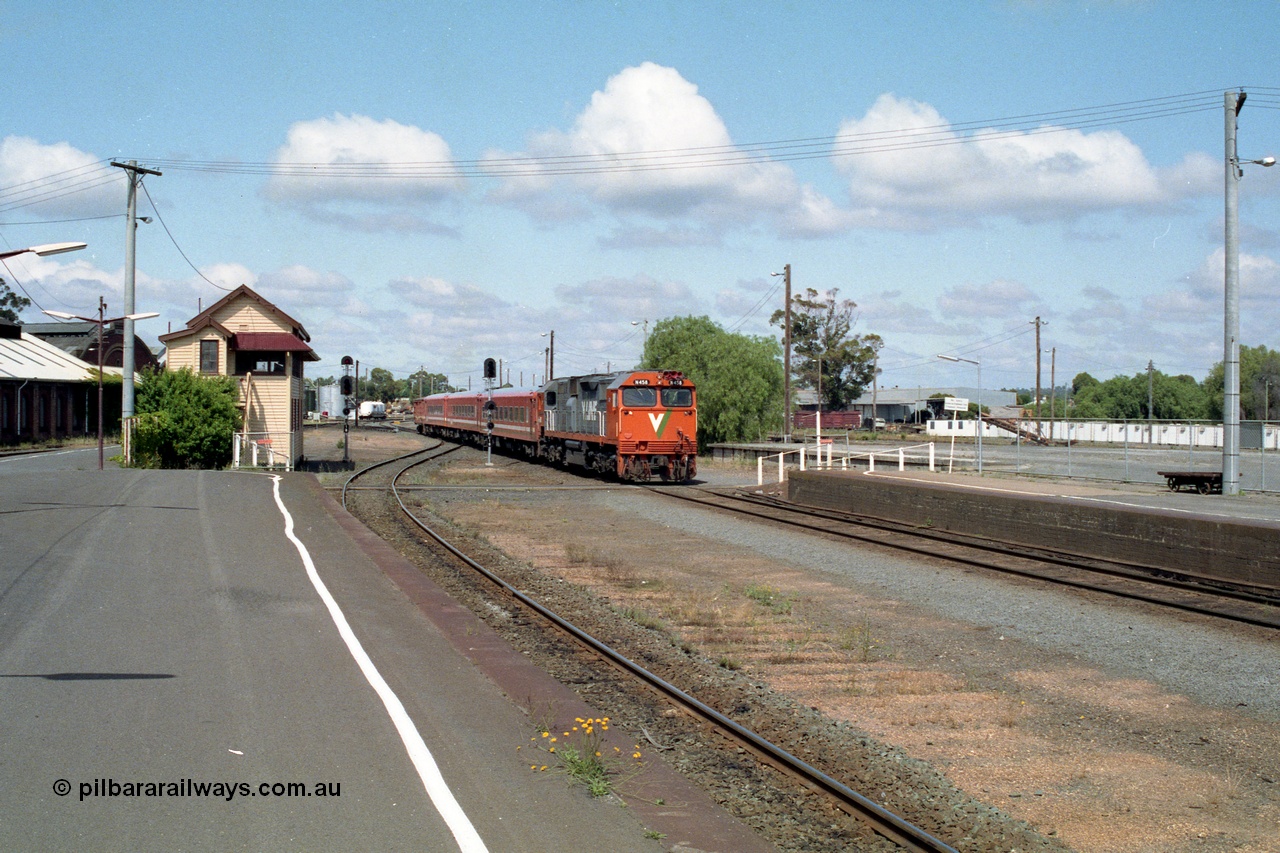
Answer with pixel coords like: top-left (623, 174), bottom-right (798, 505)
top-left (943, 396), bottom-right (969, 412)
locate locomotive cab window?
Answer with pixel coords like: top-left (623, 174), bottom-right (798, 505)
top-left (622, 387), bottom-right (657, 407)
top-left (660, 388), bottom-right (692, 407)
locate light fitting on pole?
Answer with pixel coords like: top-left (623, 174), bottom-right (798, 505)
top-left (0, 242), bottom-right (88, 261)
top-left (936, 353), bottom-right (983, 474)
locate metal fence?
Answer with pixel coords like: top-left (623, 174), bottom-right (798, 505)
top-left (232, 432), bottom-right (292, 470)
top-left (927, 417), bottom-right (1280, 493)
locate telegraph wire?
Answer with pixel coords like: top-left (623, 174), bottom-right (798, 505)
top-left (0, 160), bottom-right (120, 213)
top-left (137, 90), bottom-right (1232, 181)
top-left (0, 90), bottom-right (1265, 214)
top-left (726, 280), bottom-right (783, 334)
top-left (140, 181), bottom-right (233, 292)
top-left (0, 258), bottom-right (51, 315)
top-left (0, 213), bottom-right (123, 225)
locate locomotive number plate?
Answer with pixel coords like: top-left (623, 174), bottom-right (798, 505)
top-left (632, 379), bottom-right (651, 385)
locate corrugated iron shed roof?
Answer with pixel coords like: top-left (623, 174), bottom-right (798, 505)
top-left (0, 332), bottom-right (99, 382)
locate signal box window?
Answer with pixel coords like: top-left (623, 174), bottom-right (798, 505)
top-left (234, 351), bottom-right (286, 375)
top-left (622, 387), bottom-right (657, 407)
top-left (661, 388), bottom-right (692, 407)
top-left (200, 340), bottom-right (219, 374)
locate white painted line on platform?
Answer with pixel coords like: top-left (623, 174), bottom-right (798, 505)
top-left (0, 445), bottom-right (115, 463)
top-left (268, 475), bottom-right (489, 853)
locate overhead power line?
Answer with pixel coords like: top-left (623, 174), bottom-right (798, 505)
top-left (140, 182), bottom-right (233, 291)
top-left (0, 89), bottom-right (1266, 216)
top-left (139, 90), bottom-right (1230, 180)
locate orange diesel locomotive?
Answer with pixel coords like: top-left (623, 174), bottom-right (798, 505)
top-left (413, 370), bottom-right (697, 482)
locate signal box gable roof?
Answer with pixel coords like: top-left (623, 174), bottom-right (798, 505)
top-left (158, 285), bottom-right (318, 361)
top-left (186, 284), bottom-right (311, 342)
top-left (157, 314), bottom-right (233, 344)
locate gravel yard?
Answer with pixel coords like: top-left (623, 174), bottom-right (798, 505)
top-left (319, 429), bottom-right (1280, 852)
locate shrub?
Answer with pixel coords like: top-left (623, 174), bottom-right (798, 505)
top-left (132, 368), bottom-right (242, 469)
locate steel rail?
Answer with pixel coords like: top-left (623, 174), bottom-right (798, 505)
top-left (339, 440), bottom-right (451, 510)
top-left (382, 456), bottom-right (958, 853)
top-left (745, 490), bottom-right (1280, 601)
top-left (654, 487), bottom-right (1280, 632)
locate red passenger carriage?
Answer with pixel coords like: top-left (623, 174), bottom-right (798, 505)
top-left (413, 370), bottom-right (697, 482)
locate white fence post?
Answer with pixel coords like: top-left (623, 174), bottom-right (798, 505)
top-left (898, 448), bottom-right (905, 471)
top-left (757, 455), bottom-right (764, 486)
top-left (928, 442), bottom-right (935, 472)
top-left (868, 453), bottom-right (875, 473)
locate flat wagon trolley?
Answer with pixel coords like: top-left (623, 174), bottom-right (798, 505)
top-left (1158, 470), bottom-right (1223, 494)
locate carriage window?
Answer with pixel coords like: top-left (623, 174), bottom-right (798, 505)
top-left (622, 387), bottom-right (657, 407)
top-left (661, 388), bottom-right (692, 407)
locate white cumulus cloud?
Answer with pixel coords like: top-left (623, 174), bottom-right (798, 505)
top-left (0, 136), bottom-right (121, 219)
top-left (265, 114), bottom-right (465, 209)
top-left (833, 94), bottom-right (1202, 227)
top-left (485, 63), bottom-right (812, 226)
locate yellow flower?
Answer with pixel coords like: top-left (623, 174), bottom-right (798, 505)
top-left (549, 747), bottom-right (556, 753)
top-left (632, 752), bottom-right (642, 759)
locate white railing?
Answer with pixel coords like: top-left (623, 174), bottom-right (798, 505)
top-left (757, 441), bottom-right (937, 485)
top-left (232, 432), bottom-right (291, 470)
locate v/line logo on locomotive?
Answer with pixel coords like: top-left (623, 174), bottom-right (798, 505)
top-left (647, 411), bottom-right (671, 438)
top-left (413, 369), bottom-right (697, 482)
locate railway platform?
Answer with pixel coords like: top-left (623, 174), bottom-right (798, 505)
top-left (0, 454), bottom-right (770, 853)
top-left (783, 468), bottom-right (1280, 592)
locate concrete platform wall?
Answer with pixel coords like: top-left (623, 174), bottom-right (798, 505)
top-left (787, 471), bottom-right (1280, 590)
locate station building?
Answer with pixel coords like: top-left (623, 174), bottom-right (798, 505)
top-left (23, 319), bottom-right (160, 374)
top-left (159, 285), bottom-right (319, 469)
top-left (793, 387), bottom-right (1020, 427)
top-left (0, 318), bottom-right (113, 445)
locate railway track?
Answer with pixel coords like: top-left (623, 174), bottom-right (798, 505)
top-left (652, 486), bottom-right (1280, 632)
top-left (340, 447), bottom-right (960, 853)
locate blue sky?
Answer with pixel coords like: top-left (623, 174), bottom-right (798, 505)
top-left (2, 1), bottom-right (1278, 396)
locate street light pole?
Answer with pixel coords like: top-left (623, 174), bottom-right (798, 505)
top-left (541, 330), bottom-right (554, 379)
top-left (772, 264), bottom-right (792, 441)
top-left (111, 160), bottom-right (162, 422)
top-left (938, 354), bottom-right (982, 474)
top-left (44, 302), bottom-right (158, 469)
top-left (1222, 90), bottom-right (1276, 495)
